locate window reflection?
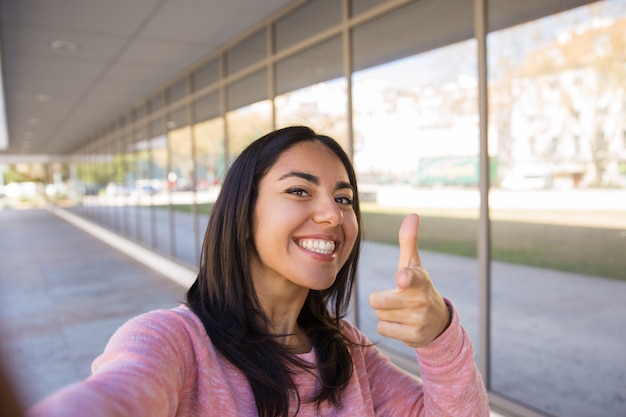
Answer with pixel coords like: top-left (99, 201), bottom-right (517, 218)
top-left (352, 38), bottom-right (480, 364)
top-left (275, 0), bottom-right (341, 52)
top-left (226, 29), bottom-right (267, 76)
top-left (225, 101), bottom-right (272, 159)
top-left (488, 2), bottom-right (626, 416)
top-left (193, 116), bottom-right (224, 255)
top-left (131, 125), bottom-right (154, 247)
top-left (194, 117), bottom-right (225, 190)
top-left (150, 117), bottom-right (172, 255)
top-left (276, 78), bottom-right (349, 151)
top-left (168, 124), bottom-right (194, 195)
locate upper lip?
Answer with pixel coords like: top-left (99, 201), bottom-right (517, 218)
top-left (294, 233), bottom-right (338, 243)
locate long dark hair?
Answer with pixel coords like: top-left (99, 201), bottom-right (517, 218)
top-left (186, 126), bottom-right (363, 417)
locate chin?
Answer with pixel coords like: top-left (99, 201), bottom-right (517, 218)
top-left (309, 279), bottom-right (337, 292)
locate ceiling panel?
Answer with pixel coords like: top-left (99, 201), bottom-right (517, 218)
top-left (1, 0), bottom-right (162, 36)
top-left (116, 38), bottom-right (211, 68)
top-left (0, 0), bottom-right (294, 155)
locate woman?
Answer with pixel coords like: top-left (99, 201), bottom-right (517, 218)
top-left (29, 126), bottom-right (489, 416)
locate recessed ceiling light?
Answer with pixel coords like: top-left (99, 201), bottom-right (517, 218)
top-left (50, 40), bottom-right (78, 52)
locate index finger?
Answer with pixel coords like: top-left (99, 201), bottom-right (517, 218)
top-left (397, 213), bottom-right (421, 270)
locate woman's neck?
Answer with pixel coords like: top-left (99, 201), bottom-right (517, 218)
top-left (253, 283), bottom-right (311, 353)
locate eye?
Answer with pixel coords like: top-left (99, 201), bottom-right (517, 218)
top-left (335, 195), bottom-right (353, 205)
top-left (286, 187), bottom-right (309, 197)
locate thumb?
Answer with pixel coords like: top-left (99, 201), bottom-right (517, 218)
top-left (397, 213), bottom-right (421, 271)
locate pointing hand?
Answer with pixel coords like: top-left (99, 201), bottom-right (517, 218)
top-left (369, 214), bottom-right (450, 348)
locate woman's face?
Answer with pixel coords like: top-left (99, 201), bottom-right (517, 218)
top-left (250, 140), bottom-right (359, 295)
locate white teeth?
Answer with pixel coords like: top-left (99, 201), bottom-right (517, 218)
top-left (298, 239), bottom-right (336, 255)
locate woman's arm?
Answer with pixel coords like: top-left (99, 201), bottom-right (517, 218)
top-left (354, 300), bottom-right (489, 416)
top-left (413, 300), bottom-right (489, 416)
top-left (28, 310), bottom-right (193, 417)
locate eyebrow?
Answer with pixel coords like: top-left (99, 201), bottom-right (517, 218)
top-left (278, 171), bottom-right (354, 192)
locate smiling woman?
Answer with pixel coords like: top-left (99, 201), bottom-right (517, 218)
top-left (28, 126), bottom-right (489, 417)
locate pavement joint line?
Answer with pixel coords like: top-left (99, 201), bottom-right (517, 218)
top-left (48, 204), bottom-right (196, 289)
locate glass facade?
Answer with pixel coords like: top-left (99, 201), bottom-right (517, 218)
top-left (61, 1), bottom-right (626, 416)
top-left (487, 3), bottom-right (626, 416)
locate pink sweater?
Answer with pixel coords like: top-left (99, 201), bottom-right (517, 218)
top-left (28, 303), bottom-right (488, 416)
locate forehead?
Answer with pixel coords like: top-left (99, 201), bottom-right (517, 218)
top-left (269, 140), bottom-right (349, 178)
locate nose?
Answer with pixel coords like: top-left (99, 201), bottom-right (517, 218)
top-left (312, 194), bottom-right (343, 226)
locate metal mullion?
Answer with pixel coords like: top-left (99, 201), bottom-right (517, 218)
top-left (165, 92), bottom-right (175, 257)
top-left (220, 53), bottom-right (229, 163)
top-left (268, 22), bottom-right (277, 130)
top-left (146, 100), bottom-right (158, 250)
top-left (474, 0), bottom-right (491, 388)
top-left (342, 0), bottom-right (358, 328)
top-left (132, 123), bottom-right (142, 243)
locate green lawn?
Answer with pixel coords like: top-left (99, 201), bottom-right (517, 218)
top-left (361, 208), bottom-right (626, 282)
top-left (162, 203), bottom-right (626, 281)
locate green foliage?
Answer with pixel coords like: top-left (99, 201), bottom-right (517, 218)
top-left (2, 168), bottom-right (30, 183)
top-left (75, 154), bottom-right (134, 186)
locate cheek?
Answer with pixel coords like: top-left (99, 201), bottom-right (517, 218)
top-left (252, 202), bottom-right (292, 249)
top-left (343, 213), bottom-right (359, 252)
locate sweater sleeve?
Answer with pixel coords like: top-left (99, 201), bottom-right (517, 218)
top-left (352, 299), bottom-right (489, 417)
top-left (27, 309), bottom-right (194, 417)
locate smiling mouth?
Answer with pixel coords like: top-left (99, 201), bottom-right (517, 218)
top-left (297, 239), bottom-right (336, 255)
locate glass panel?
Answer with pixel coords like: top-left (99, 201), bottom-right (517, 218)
top-left (168, 78), bottom-right (188, 104)
top-left (74, 154), bottom-right (87, 213)
top-left (135, 102), bottom-right (147, 122)
top-left (100, 134), bottom-right (117, 229)
top-left (150, 93), bottom-right (164, 114)
top-left (194, 116), bottom-right (225, 252)
top-left (488, 2), bottom-right (626, 416)
top-left (275, 0), bottom-right (341, 52)
top-left (194, 117), bottom-right (225, 189)
top-left (168, 106), bottom-right (189, 131)
top-left (275, 35), bottom-right (343, 96)
top-left (225, 100), bottom-right (272, 159)
top-left (226, 29), bottom-right (267, 75)
top-left (275, 77), bottom-right (349, 151)
top-left (168, 111), bottom-right (196, 265)
top-left (226, 69), bottom-right (268, 111)
top-left (193, 58), bottom-right (220, 91)
top-left (132, 124), bottom-right (154, 247)
top-left (351, 0), bottom-right (392, 17)
top-left (168, 108), bottom-right (193, 195)
top-left (106, 132), bottom-right (123, 233)
top-left (78, 144), bottom-right (105, 221)
top-left (352, 0), bottom-right (473, 73)
top-left (194, 92), bottom-right (221, 123)
top-left (150, 116), bottom-right (172, 255)
top-left (120, 131), bottom-right (135, 239)
top-left (352, 36), bottom-right (479, 368)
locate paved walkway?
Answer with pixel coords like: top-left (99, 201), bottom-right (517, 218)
top-left (0, 208), bottom-right (186, 409)
top-left (1, 207), bottom-right (625, 416)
